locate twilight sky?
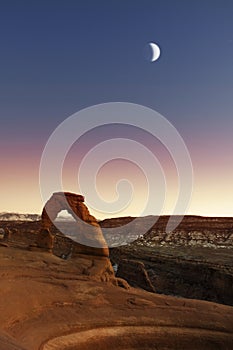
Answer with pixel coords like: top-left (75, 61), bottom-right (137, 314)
top-left (0, 0), bottom-right (233, 217)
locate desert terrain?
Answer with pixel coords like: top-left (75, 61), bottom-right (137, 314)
top-left (103, 216), bottom-right (233, 306)
top-left (0, 215), bottom-right (233, 349)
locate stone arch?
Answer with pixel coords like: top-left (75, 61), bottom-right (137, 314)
top-left (37, 192), bottom-right (109, 257)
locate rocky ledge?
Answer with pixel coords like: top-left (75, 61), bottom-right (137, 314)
top-left (111, 245), bottom-right (233, 306)
top-left (100, 216), bottom-right (233, 306)
top-left (0, 243), bottom-right (233, 350)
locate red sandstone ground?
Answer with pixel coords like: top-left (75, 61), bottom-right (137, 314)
top-left (0, 239), bottom-right (233, 349)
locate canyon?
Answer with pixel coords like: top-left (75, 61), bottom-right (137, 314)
top-left (0, 213), bottom-right (233, 349)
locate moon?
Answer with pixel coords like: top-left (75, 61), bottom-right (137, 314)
top-left (149, 42), bottom-right (161, 62)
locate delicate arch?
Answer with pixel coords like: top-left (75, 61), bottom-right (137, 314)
top-left (37, 192), bottom-right (109, 257)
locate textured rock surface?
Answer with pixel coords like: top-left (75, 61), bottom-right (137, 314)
top-left (99, 215), bottom-right (233, 305)
top-left (37, 192), bottom-right (109, 257)
top-left (0, 212), bottom-right (40, 221)
top-left (0, 244), bottom-right (233, 350)
top-left (111, 245), bottom-right (233, 306)
top-left (100, 215), bottom-right (233, 248)
top-left (116, 259), bottom-right (156, 293)
top-left (2, 216), bottom-right (233, 306)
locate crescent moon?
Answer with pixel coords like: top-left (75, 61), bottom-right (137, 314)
top-left (149, 42), bottom-right (161, 62)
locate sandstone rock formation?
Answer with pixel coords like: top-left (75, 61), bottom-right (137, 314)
top-left (0, 227), bottom-right (11, 247)
top-left (1, 245), bottom-right (233, 350)
top-left (0, 227), bottom-right (10, 240)
top-left (37, 192), bottom-right (109, 257)
top-left (111, 245), bottom-right (233, 306)
top-left (100, 215), bottom-right (233, 248)
top-left (0, 218), bottom-right (233, 349)
top-left (116, 259), bottom-right (156, 293)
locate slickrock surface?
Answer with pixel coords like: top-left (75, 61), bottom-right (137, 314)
top-left (0, 243), bottom-right (233, 350)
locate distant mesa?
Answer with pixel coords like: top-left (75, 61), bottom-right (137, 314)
top-left (0, 212), bottom-right (40, 221)
top-left (36, 192), bottom-right (109, 257)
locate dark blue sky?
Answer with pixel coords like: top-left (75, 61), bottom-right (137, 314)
top-left (1, 0), bottom-right (232, 137)
top-left (1, 0), bottom-right (233, 215)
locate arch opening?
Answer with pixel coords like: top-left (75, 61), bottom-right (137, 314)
top-left (36, 192), bottom-right (109, 257)
top-left (54, 210), bottom-right (76, 222)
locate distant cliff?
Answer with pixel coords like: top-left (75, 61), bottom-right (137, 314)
top-left (0, 212), bottom-right (40, 221)
top-left (100, 215), bottom-right (233, 249)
